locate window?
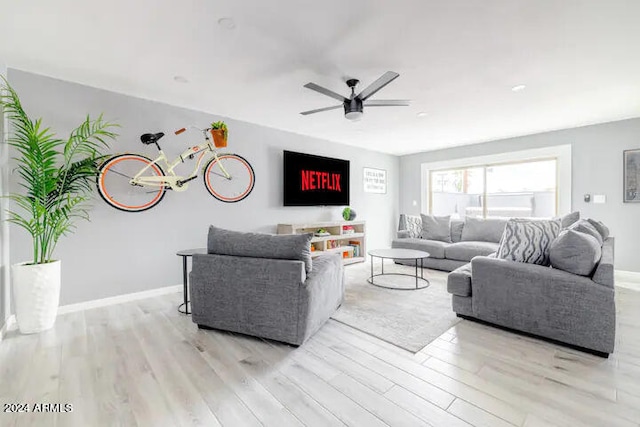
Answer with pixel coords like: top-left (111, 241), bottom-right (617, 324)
top-left (429, 158), bottom-right (557, 219)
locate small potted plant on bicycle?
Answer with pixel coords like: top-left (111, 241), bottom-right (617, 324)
top-left (0, 78), bottom-right (118, 333)
top-left (210, 120), bottom-right (228, 148)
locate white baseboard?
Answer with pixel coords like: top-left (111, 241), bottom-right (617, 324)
top-left (57, 284), bottom-right (182, 315)
top-left (615, 270), bottom-right (640, 291)
top-left (0, 285), bottom-right (182, 343)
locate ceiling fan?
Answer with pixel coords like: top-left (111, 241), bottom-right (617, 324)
top-left (300, 71), bottom-right (410, 121)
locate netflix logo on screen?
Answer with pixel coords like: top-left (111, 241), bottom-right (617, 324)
top-left (283, 151), bottom-right (350, 206)
top-left (301, 170), bottom-right (342, 192)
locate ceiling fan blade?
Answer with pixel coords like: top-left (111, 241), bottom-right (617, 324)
top-left (303, 83), bottom-right (348, 102)
top-left (357, 71), bottom-right (400, 101)
top-left (364, 100), bottom-right (411, 107)
top-left (300, 105), bottom-right (343, 115)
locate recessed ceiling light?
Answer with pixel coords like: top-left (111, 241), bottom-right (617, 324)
top-left (511, 84), bottom-right (526, 92)
top-left (173, 75), bottom-right (189, 83)
top-left (416, 111), bottom-right (428, 117)
top-left (218, 17), bottom-right (236, 30)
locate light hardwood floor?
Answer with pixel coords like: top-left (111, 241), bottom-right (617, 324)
top-left (1, 278), bottom-right (639, 427)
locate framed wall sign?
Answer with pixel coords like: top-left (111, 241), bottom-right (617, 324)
top-left (624, 149), bottom-right (640, 203)
top-left (363, 167), bottom-right (387, 194)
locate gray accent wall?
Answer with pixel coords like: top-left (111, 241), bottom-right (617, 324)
top-left (0, 61), bottom-right (9, 328)
top-left (7, 70), bottom-right (399, 306)
top-left (399, 118), bottom-right (640, 272)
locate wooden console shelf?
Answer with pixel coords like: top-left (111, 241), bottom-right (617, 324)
top-left (277, 221), bottom-right (366, 265)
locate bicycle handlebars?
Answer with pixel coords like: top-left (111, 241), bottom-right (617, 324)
top-left (174, 126), bottom-right (211, 136)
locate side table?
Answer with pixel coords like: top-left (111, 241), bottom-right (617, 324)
top-left (176, 248), bottom-right (207, 314)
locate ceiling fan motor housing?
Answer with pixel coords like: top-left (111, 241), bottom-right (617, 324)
top-left (344, 97), bottom-right (363, 115)
top-left (344, 98), bottom-right (363, 120)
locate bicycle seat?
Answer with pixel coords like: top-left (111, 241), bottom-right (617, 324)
top-left (140, 132), bottom-right (165, 145)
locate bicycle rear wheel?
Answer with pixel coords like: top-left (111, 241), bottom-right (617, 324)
top-left (203, 154), bottom-right (255, 203)
top-left (97, 154), bottom-right (166, 212)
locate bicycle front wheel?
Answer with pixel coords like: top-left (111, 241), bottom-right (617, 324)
top-left (203, 154), bottom-right (255, 203)
top-left (97, 154), bottom-right (167, 212)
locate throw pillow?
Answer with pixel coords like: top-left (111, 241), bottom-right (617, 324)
top-left (587, 218), bottom-right (610, 240)
top-left (569, 220), bottom-right (603, 245)
top-left (550, 229), bottom-right (602, 276)
top-left (450, 220), bottom-right (465, 243)
top-left (420, 214), bottom-right (452, 242)
top-left (496, 218), bottom-right (562, 266)
top-left (207, 225), bottom-right (313, 273)
top-left (555, 211), bottom-right (580, 228)
top-left (461, 217), bottom-right (507, 243)
top-left (400, 214), bottom-right (422, 239)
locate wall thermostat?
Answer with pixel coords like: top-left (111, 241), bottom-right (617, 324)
top-left (584, 194), bottom-right (591, 202)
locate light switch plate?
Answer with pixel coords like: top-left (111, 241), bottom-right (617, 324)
top-left (593, 194), bottom-right (606, 204)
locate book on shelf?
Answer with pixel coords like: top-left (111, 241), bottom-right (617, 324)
top-left (342, 225), bottom-right (355, 235)
top-left (348, 240), bottom-right (361, 257)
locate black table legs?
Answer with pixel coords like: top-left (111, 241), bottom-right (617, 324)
top-left (367, 256), bottom-right (430, 290)
top-left (179, 255), bottom-right (190, 314)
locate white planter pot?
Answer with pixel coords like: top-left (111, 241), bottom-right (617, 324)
top-left (11, 260), bottom-right (61, 334)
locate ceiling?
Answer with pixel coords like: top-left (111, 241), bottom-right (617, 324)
top-left (2, 0), bottom-right (640, 155)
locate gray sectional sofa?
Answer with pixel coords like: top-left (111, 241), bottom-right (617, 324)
top-left (190, 226), bottom-right (345, 346)
top-left (392, 214), bottom-right (505, 271)
top-left (447, 218), bottom-right (616, 356)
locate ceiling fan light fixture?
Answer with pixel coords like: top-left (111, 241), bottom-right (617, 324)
top-left (345, 111), bottom-right (363, 121)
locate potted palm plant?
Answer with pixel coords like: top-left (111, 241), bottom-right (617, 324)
top-left (0, 78), bottom-right (118, 333)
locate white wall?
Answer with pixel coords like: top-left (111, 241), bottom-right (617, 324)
top-left (8, 69), bottom-right (400, 305)
top-left (0, 61), bottom-right (9, 328)
top-left (400, 119), bottom-right (640, 272)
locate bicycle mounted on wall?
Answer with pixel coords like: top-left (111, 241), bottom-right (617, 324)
top-left (97, 126), bottom-right (255, 212)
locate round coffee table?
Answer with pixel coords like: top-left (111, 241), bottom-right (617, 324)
top-left (367, 248), bottom-right (430, 290)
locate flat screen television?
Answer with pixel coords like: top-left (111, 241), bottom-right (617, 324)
top-left (283, 150), bottom-right (350, 206)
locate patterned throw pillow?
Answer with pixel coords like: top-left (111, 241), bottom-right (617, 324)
top-left (497, 218), bottom-right (562, 266)
top-left (402, 214), bottom-right (423, 238)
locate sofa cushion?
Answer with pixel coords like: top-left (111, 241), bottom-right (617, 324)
top-left (420, 214), bottom-right (452, 242)
top-left (569, 220), bottom-right (603, 245)
top-left (450, 220), bottom-right (465, 243)
top-left (461, 217), bottom-right (507, 243)
top-left (496, 218), bottom-right (561, 266)
top-left (391, 238), bottom-right (448, 259)
top-left (555, 211), bottom-right (580, 228)
top-left (550, 229), bottom-right (602, 276)
top-left (447, 263), bottom-right (472, 296)
top-left (445, 241), bottom-right (499, 262)
top-left (208, 226), bottom-right (313, 273)
top-left (587, 218), bottom-right (610, 240)
top-left (399, 214), bottom-right (422, 238)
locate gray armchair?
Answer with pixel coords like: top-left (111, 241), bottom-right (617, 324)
top-left (190, 226), bottom-right (344, 346)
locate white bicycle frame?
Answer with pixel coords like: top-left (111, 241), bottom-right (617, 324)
top-left (132, 128), bottom-right (231, 192)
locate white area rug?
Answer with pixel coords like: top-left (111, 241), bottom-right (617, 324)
top-left (332, 262), bottom-right (460, 352)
